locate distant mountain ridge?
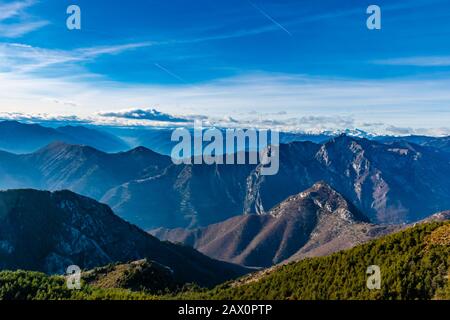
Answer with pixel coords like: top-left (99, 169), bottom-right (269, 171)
top-left (151, 183), bottom-right (399, 267)
top-left (24, 142), bottom-right (171, 199)
top-left (2, 120), bottom-right (450, 155)
top-left (0, 189), bottom-right (249, 287)
top-left (0, 121), bottom-right (128, 153)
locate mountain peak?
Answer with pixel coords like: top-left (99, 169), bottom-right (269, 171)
top-left (154, 183), bottom-right (382, 268)
top-left (329, 133), bottom-right (357, 144)
top-left (126, 146), bottom-right (156, 155)
top-left (269, 182), bottom-right (369, 223)
top-left (36, 141), bottom-right (102, 155)
top-left (310, 181), bottom-right (334, 191)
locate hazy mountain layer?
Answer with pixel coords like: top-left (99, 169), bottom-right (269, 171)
top-left (0, 121), bottom-right (128, 153)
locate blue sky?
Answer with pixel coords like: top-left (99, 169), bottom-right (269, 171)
top-left (0, 0), bottom-right (450, 135)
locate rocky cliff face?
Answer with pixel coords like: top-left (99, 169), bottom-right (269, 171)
top-left (244, 135), bottom-right (450, 224)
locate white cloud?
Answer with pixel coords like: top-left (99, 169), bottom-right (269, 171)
top-left (0, 20), bottom-right (49, 38)
top-left (0, 42), bottom-right (153, 73)
top-left (0, 0), bottom-right (34, 20)
top-left (385, 125), bottom-right (450, 136)
top-left (1, 67), bottom-right (450, 135)
top-left (3, 108), bottom-right (449, 137)
top-left (99, 108), bottom-right (191, 123)
top-left (0, 0), bottom-right (49, 38)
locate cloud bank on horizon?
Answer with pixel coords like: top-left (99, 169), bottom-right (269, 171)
top-left (0, 0), bottom-right (449, 135)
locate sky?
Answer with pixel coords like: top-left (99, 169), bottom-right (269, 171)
top-left (0, 0), bottom-right (450, 135)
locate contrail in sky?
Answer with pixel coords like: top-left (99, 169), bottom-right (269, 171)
top-left (154, 63), bottom-right (188, 83)
top-left (248, 1), bottom-right (292, 36)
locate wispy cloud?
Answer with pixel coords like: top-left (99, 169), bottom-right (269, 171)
top-left (0, 0), bottom-right (34, 20)
top-left (0, 0), bottom-right (49, 38)
top-left (96, 107), bottom-right (356, 130)
top-left (0, 42), bottom-right (153, 73)
top-left (78, 42), bottom-right (154, 57)
top-left (0, 112), bottom-right (91, 125)
top-left (374, 56), bottom-right (450, 67)
top-left (385, 125), bottom-right (450, 136)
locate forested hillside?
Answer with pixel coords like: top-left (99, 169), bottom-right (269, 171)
top-left (1, 222), bottom-right (448, 300)
top-left (176, 222), bottom-right (450, 300)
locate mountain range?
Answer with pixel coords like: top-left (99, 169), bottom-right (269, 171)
top-left (0, 189), bottom-right (249, 287)
top-left (0, 121), bottom-right (449, 300)
top-left (0, 121), bottom-right (128, 153)
top-left (0, 129), bottom-right (450, 229)
top-left (3, 120), bottom-right (450, 155)
top-left (243, 135), bottom-right (450, 225)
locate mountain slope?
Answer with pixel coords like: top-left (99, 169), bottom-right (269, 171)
top-left (0, 142), bottom-right (171, 199)
top-left (103, 161), bottom-right (255, 228)
top-left (0, 221), bottom-right (448, 300)
top-left (81, 259), bottom-right (178, 294)
top-left (55, 125), bottom-right (128, 152)
top-left (177, 221), bottom-right (450, 300)
top-left (152, 183), bottom-right (398, 267)
top-left (0, 150), bottom-right (41, 190)
top-left (377, 135), bottom-right (450, 153)
top-left (25, 143), bottom-right (172, 199)
top-left (0, 121), bottom-right (65, 154)
top-left (0, 189), bottom-right (249, 287)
